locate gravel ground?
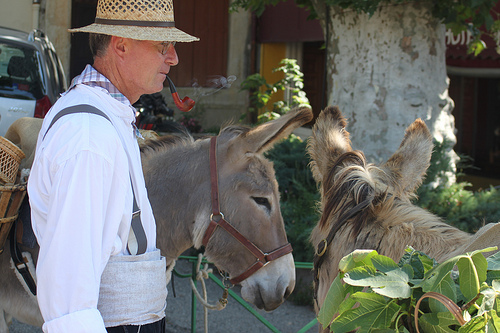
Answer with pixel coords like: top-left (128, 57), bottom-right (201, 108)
top-left (9, 259), bottom-right (318, 333)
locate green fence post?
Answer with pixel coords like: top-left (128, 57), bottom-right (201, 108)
top-left (296, 319), bottom-right (318, 333)
top-left (191, 259), bottom-right (197, 333)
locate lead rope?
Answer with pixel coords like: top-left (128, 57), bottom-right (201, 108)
top-left (188, 253), bottom-right (229, 333)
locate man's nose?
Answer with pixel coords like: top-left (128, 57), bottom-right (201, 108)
top-left (166, 46), bottom-right (179, 66)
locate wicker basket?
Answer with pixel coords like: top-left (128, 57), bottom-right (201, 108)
top-left (0, 184), bottom-right (26, 254)
top-left (0, 137), bottom-right (25, 184)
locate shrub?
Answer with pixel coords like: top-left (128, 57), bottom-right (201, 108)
top-left (239, 58), bottom-right (310, 124)
top-left (416, 139), bottom-right (500, 233)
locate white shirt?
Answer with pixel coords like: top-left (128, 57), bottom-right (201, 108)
top-left (28, 68), bottom-right (157, 332)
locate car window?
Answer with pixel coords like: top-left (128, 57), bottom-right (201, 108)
top-left (0, 42), bottom-right (44, 100)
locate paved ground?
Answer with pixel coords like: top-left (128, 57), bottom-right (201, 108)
top-left (9, 259), bottom-right (319, 333)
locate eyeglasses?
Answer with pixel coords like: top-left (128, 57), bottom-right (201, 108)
top-left (157, 41), bottom-right (176, 55)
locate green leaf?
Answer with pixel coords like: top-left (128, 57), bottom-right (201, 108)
top-left (493, 280), bottom-right (500, 292)
top-left (478, 286), bottom-right (498, 316)
top-left (329, 292), bottom-right (401, 333)
top-left (468, 39), bottom-right (487, 56)
top-left (457, 252), bottom-right (488, 301)
top-left (372, 255), bottom-right (399, 272)
top-left (399, 247), bottom-right (436, 279)
top-left (422, 248), bottom-right (494, 293)
top-left (418, 312), bottom-right (461, 333)
top-left (487, 250), bottom-right (500, 270)
top-left (487, 271), bottom-right (500, 286)
top-left (421, 259), bottom-right (458, 292)
top-left (338, 285), bottom-right (363, 315)
top-left (458, 314), bottom-right (486, 332)
top-left (344, 264), bottom-right (411, 299)
top-left (487, 301), bottom-right (500, 331)
top-left (429, 273), bottom-right (458, 313)
top-left (318, 274), bottom-right (347, 329)
top-left (338, 249), bottom-right (378, 273)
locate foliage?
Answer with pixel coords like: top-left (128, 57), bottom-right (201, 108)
top-left (416, 139), bottom-right (500, 233)
top-left (318, 246), bottom-right (500, 332)
top-left (239, 58), bottom-right (310, 124)
top-left (229, 0), bottom-right (500, 56)
top-left (265, 134), bottom-right (319, 262)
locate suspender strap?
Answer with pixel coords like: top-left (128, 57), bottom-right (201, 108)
top-left (44, 104), bottom-right (109, 139)
top-left (43, 104), bottom-right (147, 255)
top-left (127, 197), bottom-right (147, 255)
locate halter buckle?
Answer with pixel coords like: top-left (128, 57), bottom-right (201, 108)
top-left (316, 239), bottom-right (328, 256)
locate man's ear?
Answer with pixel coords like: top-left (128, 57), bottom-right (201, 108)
top-left (110, 36), bottom-right (127, 56)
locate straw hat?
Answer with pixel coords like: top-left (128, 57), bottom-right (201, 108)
top-left (69, 0), bottom-right (199, 43)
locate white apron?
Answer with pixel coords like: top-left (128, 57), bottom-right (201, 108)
top-left (97, 249), bottom-right (167, 327)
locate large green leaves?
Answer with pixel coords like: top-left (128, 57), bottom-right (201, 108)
top-left (343, 262), bottom-right (412, 299)
top-left (421, 248), bottom-right (494, 301)
top-left (318, 247), bottom-right (500, 332)
top-left (318, 274), bottom-right (346, 328)
top-left (328, 293), bottom-right (401, 333)
top-left (418, 312), bottom-right (462, 333)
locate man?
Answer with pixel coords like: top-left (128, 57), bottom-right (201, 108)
top-left (27, 1), bottom-right (198, 332)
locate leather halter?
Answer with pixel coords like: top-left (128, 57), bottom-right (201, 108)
top-left (202, 136), bottom-right (293, 285)
top-left (312, 199), bottom-right (371, 304)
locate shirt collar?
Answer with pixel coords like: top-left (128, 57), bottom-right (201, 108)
top-left (65, 65), bottom-right (144, 139)
top-left (66, 64), bottom-right (131, 106)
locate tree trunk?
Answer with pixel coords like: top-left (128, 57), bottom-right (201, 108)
top-left (315, 2), bottom-right (457, 177)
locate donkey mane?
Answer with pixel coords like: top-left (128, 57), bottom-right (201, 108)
top-left (139, 123), bottom-right (254, 158)
top-left (219, 124), bottom-right (252, 137)
top-left (319, 150), bottom-right (388, 240)
top-left (139, 131), bottom-right (194, 157)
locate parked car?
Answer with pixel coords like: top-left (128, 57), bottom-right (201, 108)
top-left (0, 26), bottom-right (67, 136)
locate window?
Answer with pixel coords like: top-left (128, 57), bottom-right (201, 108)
top-left (0, 43), bottom-right (43, 100)
top-left (449, 75), bottom-right (500, 179)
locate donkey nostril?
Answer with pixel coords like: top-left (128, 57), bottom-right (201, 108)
top-left (284, 286), bottom-right (292, 299)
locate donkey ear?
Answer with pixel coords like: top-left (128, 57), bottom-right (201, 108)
top-left (381, 119), bottom-right (433, 196)
top-left (232, 106), bottom-right (313, 154)
top-left (307, 106), bottom-right (352, 183)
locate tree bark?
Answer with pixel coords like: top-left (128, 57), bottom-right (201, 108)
top-left (314, 2), bottom-right (457, 175)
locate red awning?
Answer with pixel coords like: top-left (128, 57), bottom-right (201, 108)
top-left (446, 1), bottom-right (500, 68)
top-left (446, 29), bottom-right (500, 68)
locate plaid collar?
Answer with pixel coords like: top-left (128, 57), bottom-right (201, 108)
top-left (67, 65), bottom-right (130, 105)
top-left (65, 65), bottom-right (143, 139)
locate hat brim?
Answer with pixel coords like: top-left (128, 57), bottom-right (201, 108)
top-left (68, 24), bottom-right (199, 42)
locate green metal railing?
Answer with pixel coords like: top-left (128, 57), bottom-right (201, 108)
top-left (174, 256), bottom-right (318, 333)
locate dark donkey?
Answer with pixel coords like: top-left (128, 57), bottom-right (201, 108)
top-left (0, 106), bottom-right (313, 332)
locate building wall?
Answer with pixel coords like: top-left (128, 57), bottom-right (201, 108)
top-left (43, 0), bottom-right (72, 77)
top-left (0, 0), bottom-right (36, 32)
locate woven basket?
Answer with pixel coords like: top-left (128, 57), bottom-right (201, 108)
top-left (0, 137), bottom-right (25, 184)
top-left (0, 184), bottom-right (26, 254)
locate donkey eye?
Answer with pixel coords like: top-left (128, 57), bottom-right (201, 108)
top-left (252, 196), bottom-right (271, 211)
